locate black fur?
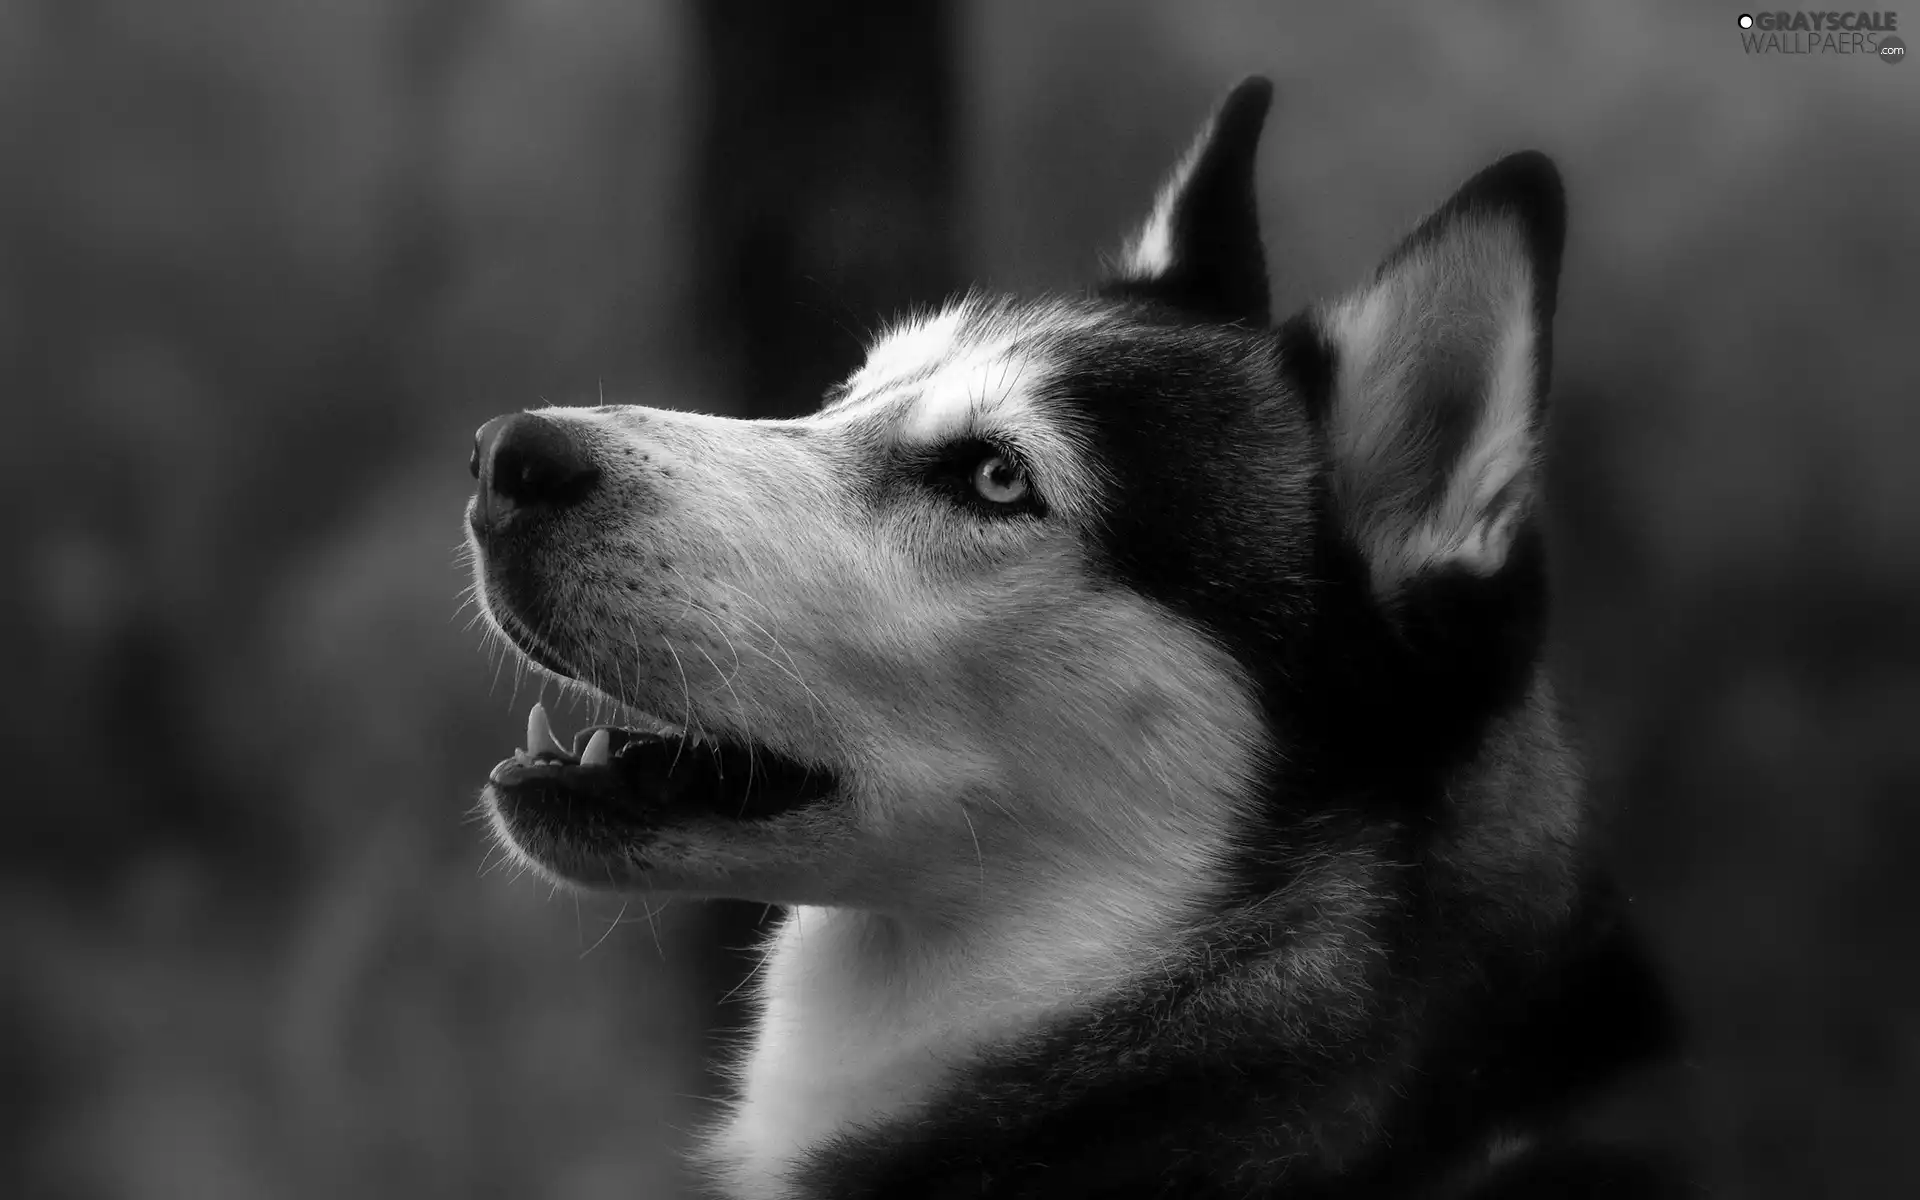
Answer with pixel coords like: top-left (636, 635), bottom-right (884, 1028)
top-left (787, 309), bottom-right (1681, 1193)
top-left (783, 95), bottom-right (1682, 1200)
top-left (795, 881), bottom-right (1678, 1199)
top-left (1104, 77), bottom-right (1275, 326)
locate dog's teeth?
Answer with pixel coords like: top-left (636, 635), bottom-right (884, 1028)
top-left (513, 749), bottom-right (532, 766)
top-left (527, 703), bottom-right (567, 757)
top-left (581, 728), bottom-right (612, 767)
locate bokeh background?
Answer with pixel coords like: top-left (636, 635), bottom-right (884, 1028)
top-left (3, 1), bottom-right (1915, 1196)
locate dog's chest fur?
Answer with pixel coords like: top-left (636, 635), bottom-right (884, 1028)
top-left (697, 895), bottom-right (1202, 1199)
top-left (700, 909), bottom-right (981, 1198)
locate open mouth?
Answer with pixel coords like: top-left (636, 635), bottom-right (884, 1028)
top-left (487, 703), bottom-right (839, 838)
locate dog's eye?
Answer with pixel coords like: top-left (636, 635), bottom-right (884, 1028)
top-left (912, 438), bottom-right (1045, 519)
top-left (971, 453), bottom-right (1029, 505)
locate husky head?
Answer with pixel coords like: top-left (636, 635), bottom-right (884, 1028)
top-left (465, 78), bottom-right (1566, 929)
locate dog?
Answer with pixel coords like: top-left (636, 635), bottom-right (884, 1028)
top-left (462, 77), bottom-right (1681, 1199)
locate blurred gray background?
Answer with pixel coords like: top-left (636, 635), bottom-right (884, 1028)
top-left (3, 1), bottom-right (1915, 1196)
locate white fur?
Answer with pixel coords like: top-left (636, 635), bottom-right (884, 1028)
top-left (816, 297), bottom-right (1113, 524)
top-left (706, 872), bottom-right (1213, 1197)
top-left (1414, 285), bottom-right (1537, 574)
top-left (469, 298), bottom-right (1271, 1197)
top-left (1322, 216), bottom-right (1541, 593)
top-left (835, 302), bottom-right (973, 403)
top-left (686, 585), bottom-right (1266, 1194)
top-left (1119, 121), bottom-right (1211, 278)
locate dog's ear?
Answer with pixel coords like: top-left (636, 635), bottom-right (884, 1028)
top-left (1312, 152), bottom-right (1565, 598)
top-left (1107, 76), bottom-right (1273, 326)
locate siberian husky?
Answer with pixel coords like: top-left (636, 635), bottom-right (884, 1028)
top-left (463, 78), bottom-right (1681, 1199)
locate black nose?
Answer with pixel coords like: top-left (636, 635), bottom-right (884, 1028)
top-left (470, 412), bottom-right (601, 527)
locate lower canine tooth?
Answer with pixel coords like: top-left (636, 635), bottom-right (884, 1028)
top-left (581, 728), bottom-right (612, 767)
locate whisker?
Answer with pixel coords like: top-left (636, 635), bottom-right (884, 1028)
top-left (581, 899), bottom-right (629, 959)
top-left (960, 805), bottom-right (988, 902)
top-left (696, 574), bottom-right (830, 731)
top-left (661, 635), bottom-right (695, 771)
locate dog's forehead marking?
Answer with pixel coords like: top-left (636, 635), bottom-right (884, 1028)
top-left (897, 337), bottom-right (1033, 442)
top-left (821, 296), bottom-right (1106, 433)
top-left (799, 297), bottom-right (1118, 523)
top-left (843, 303), bottom-right (974, 401)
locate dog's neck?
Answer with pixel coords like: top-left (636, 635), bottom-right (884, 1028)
top-left (696, 880), bottom-right (1196, 1200)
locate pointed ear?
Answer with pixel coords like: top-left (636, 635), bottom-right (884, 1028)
top-left (1108, 77), bottom-right (1274, 326)
top-left (1314, 151), bottom-right (1566, 597)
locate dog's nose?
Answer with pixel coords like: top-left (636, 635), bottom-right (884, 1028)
top-left (471, 412), bottom-right (601, 525)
